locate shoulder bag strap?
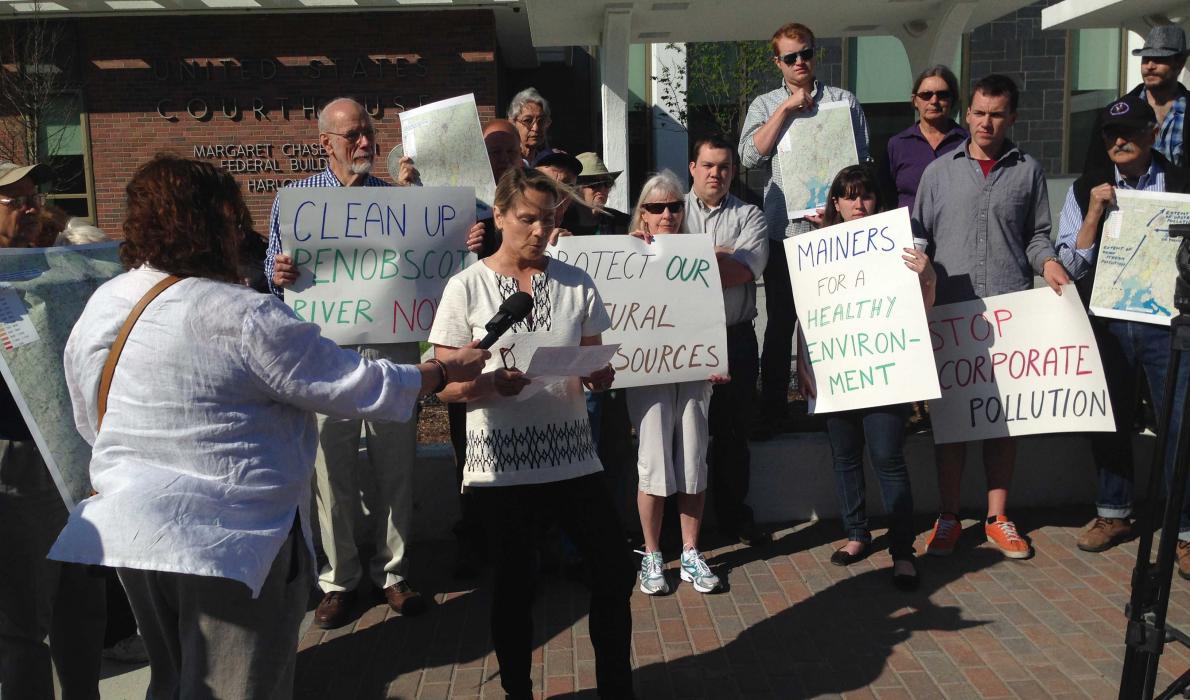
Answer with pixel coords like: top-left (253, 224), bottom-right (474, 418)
top-left (96, 274), bottom-right (183, 432)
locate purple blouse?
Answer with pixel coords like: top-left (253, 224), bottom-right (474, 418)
top-left (885, 120), bottom-right (968, 210)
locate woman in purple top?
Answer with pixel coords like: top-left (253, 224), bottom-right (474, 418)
top-left (884, 65), bottom-right (968, 210)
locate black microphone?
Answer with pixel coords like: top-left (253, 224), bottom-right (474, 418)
top-left (478, 291), bottom-right (533, 349)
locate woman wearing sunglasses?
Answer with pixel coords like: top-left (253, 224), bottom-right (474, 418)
top-left (625, 171), bottom-right (729, 596)
top-left (799, 164), bottom-right (935, 591)
top-left (884, 65), bottom-right (968, 210)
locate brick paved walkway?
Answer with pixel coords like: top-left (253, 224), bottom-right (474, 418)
top-left (292, 509), bottom-right (1190, 699)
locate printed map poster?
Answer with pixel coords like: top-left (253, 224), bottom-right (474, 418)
top-left (548, 235), bottom-right (728, 389)
top-left (399, 94), bottom-right (497, 219)
top-left (1089, 190), bottom-right (1189, 326)
top-left (785, 207), bottom-right (939, 413)
top-left (776, 101), bottom-right (858, 218)
top-left (278, 186), bottom-right (476, 345)
top-left (928, 285), bottom-right (1115, 444)
top-left (0, 242), bottom-right (123, 508)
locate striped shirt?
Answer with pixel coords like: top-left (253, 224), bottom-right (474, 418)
top-left (1055, 158), bottom-right (1165, 281)
top-left (1143, 87), bottom-right (1186, 168)
top-left (738, 79), bottom-right (871, 240)
top-left (264, 167), bottom-right (389, 298)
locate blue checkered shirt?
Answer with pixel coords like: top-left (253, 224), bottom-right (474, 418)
top-left (1055, 157), bottom-right (1165, 281)
top-left (738, 79), bottom-right (871, 240)
top-left (1142, 87), bottom-right (1185, 168)
top-left (265, 167), bottom-right (390, 298)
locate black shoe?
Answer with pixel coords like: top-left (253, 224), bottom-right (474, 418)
top-left (829, 544), bottom-right (867, 566)
top-left (892, 557), bottom-right (919, 591)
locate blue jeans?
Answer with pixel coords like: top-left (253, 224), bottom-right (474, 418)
top-left (1091, 319), bottom-right (1190, 537)
top-left (825, 405), bottom-right (916, 560)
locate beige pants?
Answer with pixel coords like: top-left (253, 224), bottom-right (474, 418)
top-left (627, 381), bottom-right (712, 497)
top-left (313, 342), bottom-right (420, 592)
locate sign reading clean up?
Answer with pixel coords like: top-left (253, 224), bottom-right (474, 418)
top-left (928, 285), bottom-right (1115, 443)
top-left (785, 207), bottom-right (940, 413)
top-left (278, 186), bottom-right (475, 344)
top-left (548, 235), bottom-right (727, 389)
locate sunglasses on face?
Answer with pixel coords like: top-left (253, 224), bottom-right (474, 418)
top-left (0, 193), bottom-right (45, 209)
top-left (1102, 125), bottom-right (1147, 141)
top-left (583, 180), bottom-right (614, 190)
top-left (776, 47), bottom-right (815, 66)
top-left (914, 90), bottom-right (953, 102)
top-left (641, 201), bottom-right (684, 215)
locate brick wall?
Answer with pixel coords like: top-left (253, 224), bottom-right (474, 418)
top-left (73, 10), bottom-right (497, 233)
top-left (968, 0), bottom-right (1068, 175)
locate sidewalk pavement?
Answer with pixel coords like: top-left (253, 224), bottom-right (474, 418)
top-left (281, 508), bottom-right (1190, 699)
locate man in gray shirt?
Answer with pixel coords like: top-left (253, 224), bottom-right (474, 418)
top-left (739, 21), bottom-right (870, 437)
top-left (684, 135), bottom-right (770, 545)
top-left (912, 74), bottom-right (1069, 561)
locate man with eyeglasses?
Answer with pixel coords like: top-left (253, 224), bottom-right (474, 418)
top-left (739, 21), bottom-right (871, 441)
top-left (563, 152), bottom-right (631, 237)
top-left (684, 135), bottom-right (770, 546)
top-left (265, 96), bottom-right (426, 628)
top-left (1057, 95), bottom-right (1190, 574)
top-left (1084, 26), bottom-right (1188, 173)
top-left (0, 160), bottom-right (106, 699)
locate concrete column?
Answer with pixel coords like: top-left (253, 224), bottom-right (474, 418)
top-left (650, 42), bottom-right (689, 188)
top-left (601, 7), bottom-right (631, 212)
top-left (892, 0), bottom-right (977, 77)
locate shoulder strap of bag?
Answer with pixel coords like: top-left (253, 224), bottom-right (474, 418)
top-left (96, 275), bottom-right (183, 431)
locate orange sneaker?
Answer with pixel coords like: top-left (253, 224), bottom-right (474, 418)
top-left (986, 516), bottom-right (1032, 559)
top-left (925, 513), bottom-right (961, 556)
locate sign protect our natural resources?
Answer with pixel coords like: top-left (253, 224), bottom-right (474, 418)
top-left (786, 207), bottom-right (940, 413)
top-left (278, 186), bottom-right (476, 344)
top-left (548, 234), bottom-right (728, 389)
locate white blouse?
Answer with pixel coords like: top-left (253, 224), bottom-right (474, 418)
top-left (49, 268), bottom-right (422, 597)
top-left (428, 259), bottom-right (610, 487)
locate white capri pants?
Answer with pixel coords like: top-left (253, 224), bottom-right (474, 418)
top-left (627, 381), bottom-right (713, 497)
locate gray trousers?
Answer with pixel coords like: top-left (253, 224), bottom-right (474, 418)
top-left (117, 525), bottom-right (310, 700)
top-left (313, 342), bottom-right (419, 593)
top-left (0, 440), bottom-right (105, 700)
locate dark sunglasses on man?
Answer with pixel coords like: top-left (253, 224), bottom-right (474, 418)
top-left (914, 90), bottom-right (953, 102)
top-left (776, 47), bottom-right (815, 66)
top-left (641, 201), bottom-right (684, 215)
top-left (1102, 124), bottom-right (1151, 142)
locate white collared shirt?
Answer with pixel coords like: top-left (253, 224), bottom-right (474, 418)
top-left (49, 268), bottom-right (422, 596)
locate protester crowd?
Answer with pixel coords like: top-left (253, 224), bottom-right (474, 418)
top-left (2, 18), bottom-right (1189, 700)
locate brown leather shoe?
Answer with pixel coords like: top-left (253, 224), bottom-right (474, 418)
top-left (384, 581), bottom-right (426, 616)
top-left (1178, 540), bottom-right (1190, 581)
top-left (1077, 517), bottom-right (1133, 552)
top-left (314, 590), bottom-right (356, 629)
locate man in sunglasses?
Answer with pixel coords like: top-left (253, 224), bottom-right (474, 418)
top-left (739, 21), bottom-right (871, 440)
top-left (1084, 26), bottom-right (1188, 173)
top-left (685, 135), bottom-right (770, 546)
top-left (0, 160), bottom-right (107, 698)
top-left (1057, 95), bottom-right (1190, 573)
top-left (265, 97), bottom-right (427, 628)
top-left (564, 152), bottom-right (630, 237)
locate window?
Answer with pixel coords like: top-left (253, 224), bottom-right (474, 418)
top-left (37, 92), bottom-right (94, 220)
top-left (1065, 28), bottom-right (1122, 173)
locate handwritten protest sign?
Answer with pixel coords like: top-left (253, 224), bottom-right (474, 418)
top-left (0, 243), bottom-right (123, 507)
top-left (278, 186), bottom-right (475, 345)
top-left (776, 102), bottom-right (858, 218)
top-left (785, 207), bottom-right (939, 413)
top-left (928, 285), bottom-right (1115, 444)
top-left (548, 235), bottom-right (727, 389)
top-left (399, 94), bottom-right (496, 218)
top-left (1090, 190), bottom-right (1190, 326)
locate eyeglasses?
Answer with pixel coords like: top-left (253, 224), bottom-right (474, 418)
top-left (1102, 125), bottom-right (1148, 141)
top-left (500, 344), bottom-right (517, 370)
top-left (323, 127), bottom-right (375, 143)
top-left (914, 89), bottom-right (954, 102)
top-left (0, 193), bottom-right (45, 209)
top-left (641, 201), bottom-right (684, 215)
top-left (583, 180), bottom-right (614, 190)
top-left (776, 47), bottom-right (815, 66)
top-left (515, 116), bottom-right (549, 128)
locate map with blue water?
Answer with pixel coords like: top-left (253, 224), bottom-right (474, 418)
top-left (776, 101), bottom-right (858, 219)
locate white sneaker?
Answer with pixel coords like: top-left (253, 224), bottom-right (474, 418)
top-left (637, 550), bottom-right (669, 595)
top-left (679, 547), bottom-right (721, 593)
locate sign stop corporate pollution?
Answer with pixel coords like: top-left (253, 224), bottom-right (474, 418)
top-left (278, 186), bottom-right (476, 344)
top-left (547, 235), bottom-right (728, 389)
top-left (786, 207), bottom-right (940, 413)
top-left (928, 286), bottom-right (1115, 443)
